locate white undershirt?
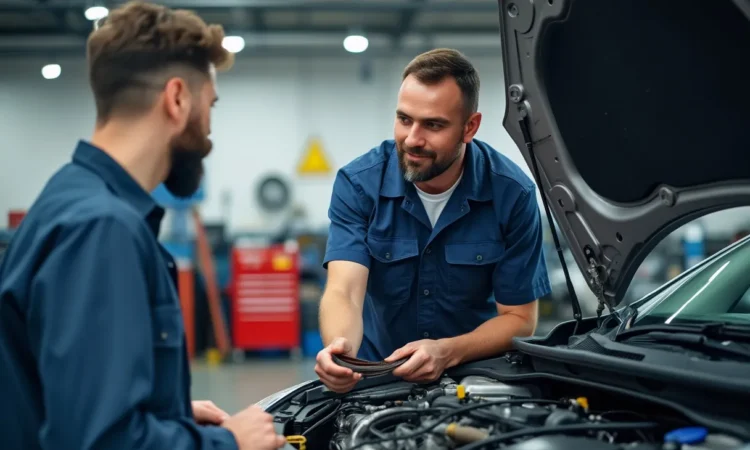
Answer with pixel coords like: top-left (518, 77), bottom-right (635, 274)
top-left (415, 172), bottom-right (464, 227)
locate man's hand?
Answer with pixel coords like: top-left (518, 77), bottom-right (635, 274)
top-left (222, 405), bottom-right (287, 450)
top-left (314, 337), bottom-right (362, 393)
top-left (192, 400), bottom-right (230, 425)
top-left (385, 339), bottom-right (454, 383)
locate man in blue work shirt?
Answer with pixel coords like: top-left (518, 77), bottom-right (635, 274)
top-left (0, 2), bottom-right (284, 449)
top-left (314, 48), bottom-right (551, 393)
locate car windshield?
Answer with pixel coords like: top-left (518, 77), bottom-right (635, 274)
top-left (630, 237), bottom-right (750, 328)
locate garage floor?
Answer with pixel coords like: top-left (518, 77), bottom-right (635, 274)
top-left (190, 358), bottom-right (317, 413)
top-left (190, 320), bottom-right (561, 414)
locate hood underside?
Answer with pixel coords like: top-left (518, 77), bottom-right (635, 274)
top-left (497, 0), bottom-right (750, 308)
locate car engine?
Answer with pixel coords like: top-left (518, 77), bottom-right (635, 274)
top-left (272, 374), bottom-right (748, 450)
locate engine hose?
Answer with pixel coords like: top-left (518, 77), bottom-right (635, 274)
top-left (434, 396), bottom-right (525, 430)
top-left (425, 388), bottom-right (446, 404)
top-left (446, 423), bottom-right (490, 444)
top-left (346, 399), bottom-right (564, 450)
top-left (350, 407), bottom-right (425, 446)
top-left (360, 408), bottom-right (445, 443)
top-left (456, 421), bottom-right (660, 450)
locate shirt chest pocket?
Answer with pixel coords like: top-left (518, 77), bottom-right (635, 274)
top-left (366, 236), bottom-right (419, 305)
top-left (150, 304), bottom-right (185, 416)
top-left (441, 242), bottom-right (505, 305)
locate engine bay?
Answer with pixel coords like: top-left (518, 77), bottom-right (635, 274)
top-left (269, 372), bottom-right (749, 450)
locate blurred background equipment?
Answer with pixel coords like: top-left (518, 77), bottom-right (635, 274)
top-left (229, 239), bottom-right (301, 360)
top-left (256, 174), bottom-right (292, 213)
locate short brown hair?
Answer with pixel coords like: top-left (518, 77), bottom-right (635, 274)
top-left (86, 1), bottom-right (234, 123)
top-left (402, 48), bottom-right (480, 117)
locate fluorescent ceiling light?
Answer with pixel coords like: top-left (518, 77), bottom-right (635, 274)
top-left (42, 64), bottom-right (61, 80)
top-left (222, 36), bottom-right (245, 53)
top-left (85, 6), bottom-right (109, 21)
top-left (343, 35), bottom-right (368, 53)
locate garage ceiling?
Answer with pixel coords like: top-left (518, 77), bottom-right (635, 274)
top-left (0, 0), bottom-right (504, 58)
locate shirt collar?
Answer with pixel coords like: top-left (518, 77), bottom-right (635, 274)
top-left (380, 139), bottom-right (492, 202)
top-left (72, 140), bottom-right (165, 232)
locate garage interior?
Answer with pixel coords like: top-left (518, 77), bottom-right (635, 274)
top-left (2, 0), bottom-right (750, 416)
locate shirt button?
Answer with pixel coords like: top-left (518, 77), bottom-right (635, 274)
top-left (425, 247), bottom-right (432, 254)
top-left (424, 289), bottom-right (430, 296)
top-left (168, 262), bottom-right (175, 268)
top-left (385, 252), bottom-right (391, 260)
top-left (423, 332), bottom-right (430, 338)
top-left (161, 332), bottom-right (168, 340)
top-left (476, 254), bottom-right (483, 261)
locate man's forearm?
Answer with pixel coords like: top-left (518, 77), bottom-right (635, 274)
top-left (439, 312), bottom-right (536, 367)
top-left (319, 291), bottom-right (364, 355)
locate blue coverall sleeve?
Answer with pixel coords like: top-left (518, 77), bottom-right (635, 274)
top-left (493, 188), bottom-right (552, 305)
top-left (28, 217), bottom-right (238, 450)
top-left (323, 169), bottom-right (372, 269)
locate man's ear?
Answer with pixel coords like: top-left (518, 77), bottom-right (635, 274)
top-left (462, 112), bottom-right (483, 143)
top-left (163, 77), bottom-right (192, 127)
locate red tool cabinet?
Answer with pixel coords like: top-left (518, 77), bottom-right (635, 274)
top-left (230, 242), bottom-right (300, 352)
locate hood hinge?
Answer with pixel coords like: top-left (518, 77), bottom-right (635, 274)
top-left (583, 247), bottom-right (620, 324)
top-left (588, 260), bottom-right (608, 324)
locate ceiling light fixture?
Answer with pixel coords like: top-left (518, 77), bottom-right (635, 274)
top-left (222, 36), bottom-right (245, 53)
top-left (41, 64), bottom-right (61, 80)
top-left (84, 6), bottom-right (109, 21)
top-left (343, 34), bottom-right (368, 54)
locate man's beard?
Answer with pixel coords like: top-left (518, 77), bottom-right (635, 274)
top-left (164, 114), bottom-right (212, 198)
top-left (397, 140), bottom-right (462, 183)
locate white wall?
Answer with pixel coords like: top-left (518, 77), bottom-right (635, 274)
top-left (0, 51), bottom-right (528, 234)
top-left (2, 53), bottom-right (749, 238)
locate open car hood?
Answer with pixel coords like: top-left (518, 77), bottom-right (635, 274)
top-left (497, 0), bottom-right (750, 311)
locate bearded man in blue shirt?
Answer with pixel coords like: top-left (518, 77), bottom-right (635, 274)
top-left (314, 48), bottom-right (551, 393)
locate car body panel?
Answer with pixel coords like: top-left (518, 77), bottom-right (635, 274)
top-left (497, 0), bottom-right (750, 309)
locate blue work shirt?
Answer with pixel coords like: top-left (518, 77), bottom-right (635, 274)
top-left (0, 141), bottom-right (237, 450)
top-left (323, 139), bottom-right (552, 361)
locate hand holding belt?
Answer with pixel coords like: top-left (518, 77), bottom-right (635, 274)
top-left (331, 354), bottom-right (408, 378)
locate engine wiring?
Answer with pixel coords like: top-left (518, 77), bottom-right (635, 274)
top-left (345, 398), bottom-right (566, 450)
top-left (276, 376), bottom-right (743, 450)
top-left (456, 421), bottom-right (659, 450)
top-left (301, 401), bottom-right (346, 437)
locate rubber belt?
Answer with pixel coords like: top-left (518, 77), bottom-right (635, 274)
top-left (331, 354), bottom-right (408, 378)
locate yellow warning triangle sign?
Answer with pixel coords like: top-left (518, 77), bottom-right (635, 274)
top-left (297, 137), bottom-right (333, 175)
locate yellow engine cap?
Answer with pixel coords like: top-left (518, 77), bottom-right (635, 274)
top-left (457, 384), bottom-right (466, 400)
top-left (576, 397), bottom-right (589, 410)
